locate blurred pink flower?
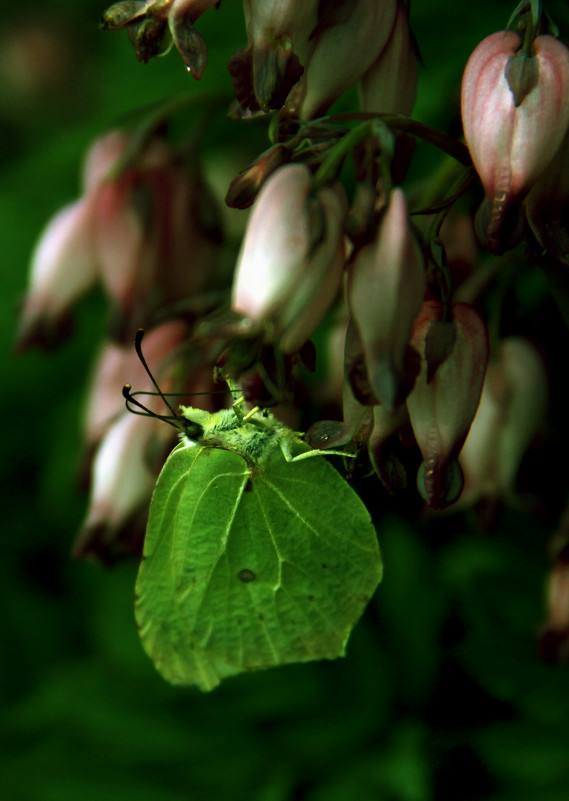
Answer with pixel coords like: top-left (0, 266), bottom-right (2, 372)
top-left (458, 337), bottom-right (548, 506)
top-left (75, 410), bottom-right (173, 562)
top-left (16, 130), bottom-right (221, 349)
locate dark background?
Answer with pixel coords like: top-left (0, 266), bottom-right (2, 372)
top-left (3, 1), bottom-right (569, 799)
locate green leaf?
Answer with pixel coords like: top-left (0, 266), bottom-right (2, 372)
top-left (135, 406), bottom-right (382, 690)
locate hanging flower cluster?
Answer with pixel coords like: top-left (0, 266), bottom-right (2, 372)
top-left (16, 0), bottom-right (569, 656)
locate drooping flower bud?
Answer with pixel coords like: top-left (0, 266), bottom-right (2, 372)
top-left (93, 137), bottom-right (221, 335)
top-left (225, 144), bottom-right (292, 209)
top-left (289, 0), bottom-right (397, 119)
top-left (461, 31), bottom-right (569, 251)
top-left (406, 302), bottom-right (489, 509)
top-left (458, 337), bottom-right (548, 506)
top-left (75, 411), bottom-right (173, 562)
top-left (15, 198), bottom-right (99, 350)
top-left (168, 0), bottom-right (217, 77)
top-left (238, 0), bottom-right (319, 110)
top-left (358, 0), bottom-right (417, 116)
top-left (231, 163), bottom-right (347, 354)
top-left (347, 188), bottom-right (425, 409)
top-left (101, 0), bottom-right (216, 74)
top-left (306, 318), bottom-right (409, 494)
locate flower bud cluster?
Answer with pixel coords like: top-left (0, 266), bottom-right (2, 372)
top-left (75, 321), bottom-right (188, 562)
top-left (229, 0), bottom-right (418, 118)
top-left (101, 0), bottom-right (217, 76)
top-left (102, 0), bottom-right (417, 119)
top-left (18, 0), bottom-right (566, 583)
top-left (16, 128), bottom-right (221, 350)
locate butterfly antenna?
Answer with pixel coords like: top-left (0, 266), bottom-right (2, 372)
top-left (122, 384), bottom-right (180, 429)
top-left (134, 328), bottom-right (179, 419)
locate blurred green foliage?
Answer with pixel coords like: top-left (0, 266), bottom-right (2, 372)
top-left (3, 1), bottom-right (569, 799)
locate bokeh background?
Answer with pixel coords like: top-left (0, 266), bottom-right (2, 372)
top-left (3, 1), bottom-right (569, 799)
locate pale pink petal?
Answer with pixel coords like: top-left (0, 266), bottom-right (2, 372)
top-left (16, 197), bottom-right (98, 349)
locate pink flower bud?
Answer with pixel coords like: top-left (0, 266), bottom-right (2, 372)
top-left (347, 188), bottom-right (425, 409)
top-left (93, 136), bottom-right (221, 332)
top-left (16, 197), bottom-right (99, 350)
top-left (461, 31), bottom-right (569, 250)
top-left (82, 130), bottom-right (129, 191)
top-left (458, 337), bottom-right (548, 505)
top-left (291, 0), bottom-right (397, 119)
top-left (76, 410), bottom-right (174, 560)
top-left (231, 164), bottom-right (347, 354)
top-left (406, 302), bottom-right (489, 509)
top-left (93, 172), bottom-right (146, 312)
top-left (306, 319), bottom-right (409, 493)
top-left (358, 0), bottom-right (417, 115)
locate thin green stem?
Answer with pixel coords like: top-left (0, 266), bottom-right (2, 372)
top-left (322, 113), bottom-right (472, 166)
top-left (312, 122), bottom-right (374, 188)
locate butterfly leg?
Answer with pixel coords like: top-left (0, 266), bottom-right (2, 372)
top-left (279, 436), bottom-right (355, 463)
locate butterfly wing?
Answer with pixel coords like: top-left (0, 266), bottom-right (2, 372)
top-left (135, 442), bottom-right (252, 689)
top-left (136, 439), bottom-right (381, 690)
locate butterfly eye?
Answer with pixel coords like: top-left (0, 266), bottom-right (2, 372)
top-left (181, 419), bottom-right (204, 441)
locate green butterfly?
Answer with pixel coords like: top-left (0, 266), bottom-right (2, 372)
top-left (133, 395), bottom-right (382, 691)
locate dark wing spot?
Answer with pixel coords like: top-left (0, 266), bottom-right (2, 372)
top-left (238, 568), bottom-right (256, 583)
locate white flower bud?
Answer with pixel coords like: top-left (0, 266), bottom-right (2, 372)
top-left (231, 164), bottom-right (346, 353)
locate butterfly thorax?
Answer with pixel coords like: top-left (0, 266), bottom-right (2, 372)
top-left (178, 405), bottom-right (294, 471)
